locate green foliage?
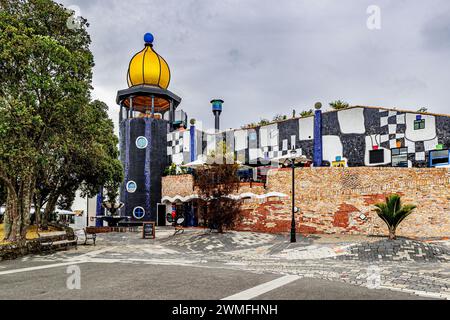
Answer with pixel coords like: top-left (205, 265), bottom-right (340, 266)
top-left (329, 100), bottom-right (350, 110)
top-left (164, 163), bottom-right (189, 176)
top-left (0, 0), bottom-right (122, 239)
top-left (373, 194), bottom-right (416, 240)
top-left (417, 107), bottom-right (428, 113)
top-left (300, 109), bottom-right (314, 117)
top-left (273, 114), bottom-right (287, 122)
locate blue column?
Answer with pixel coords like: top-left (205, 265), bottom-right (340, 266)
top-left (190, 125), bottom-right (196, 162)
top-left (96, 187), bottom-right (103, 227)
top-left (144, 118), bottom-right (152, 220)
top-left (313, 109), bottom-right (323, 167)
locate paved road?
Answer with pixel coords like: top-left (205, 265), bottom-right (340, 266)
top-left (0, 229), bottom-right (448, 300)
top-left (0, 261), bottom-right (427, 300)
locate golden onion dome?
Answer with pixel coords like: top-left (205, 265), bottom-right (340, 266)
top-left (127, 33), bottom-right (171, 89)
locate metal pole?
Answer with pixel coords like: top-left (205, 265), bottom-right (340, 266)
top-left (129, 96), bottom-right (133, 118)
top-left (214, 112), bottom-right (220, 132)
top-left (169, 100), bottom-right (174, 130)
top-left (290, 159), bottom-right (296, 243)
top-left (151, 95), bottom-right (155, 117)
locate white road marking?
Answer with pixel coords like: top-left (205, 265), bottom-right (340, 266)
top-left (68, 246), bottom-right (117, 260)
top-left (0, 261), bottom-right (89, 276)
top-left (222, 275), bottom-right (301, 300)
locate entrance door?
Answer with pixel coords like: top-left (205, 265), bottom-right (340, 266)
top-left (157, 204), bottom-right (166, 226)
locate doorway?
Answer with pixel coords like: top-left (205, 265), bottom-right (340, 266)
top-left (157, 204), bottom-right (166, 226)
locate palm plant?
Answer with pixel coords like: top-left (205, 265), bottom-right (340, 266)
top-left (373, 194), bottom-right (416, 240)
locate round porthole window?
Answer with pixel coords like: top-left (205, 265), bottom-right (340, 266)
top-left (133, 207), bottom-right (145, 219)
top-left (126, 181), bottom-right (137, 193)
top-left (136, 136), bottom-right (148, 149)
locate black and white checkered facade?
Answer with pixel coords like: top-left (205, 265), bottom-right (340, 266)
top-left (167, 107), bottom-right (450, 167)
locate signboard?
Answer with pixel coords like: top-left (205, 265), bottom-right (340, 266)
top-left (142, 222), bottom-right (155, 239)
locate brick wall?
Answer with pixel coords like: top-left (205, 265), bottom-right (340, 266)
top-left (161, 175), bottom-right (266, 198)
top-left (236, 167), bottom-right (450, 238)
top-left (161, 175), bottom-right (194, 198)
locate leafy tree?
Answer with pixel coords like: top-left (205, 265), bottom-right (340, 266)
top-left (329, 100), bottom-right (350, 110)
top-left (273, 114), bottom-right (287, 122)
top-left (373, 194), bottom-right (416, 240)
top-left (36, 100), bottom-right (123, 229)
top-left (195, 163), bottom-right (242, 233)
top-left (0, 0), bottom-right (122, 240)
top-left (300, 109), bottom-right (314, 117)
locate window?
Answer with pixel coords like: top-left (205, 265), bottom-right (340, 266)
top-left (369, 149), bottom-right (384, 164)
top-left (414, 119), bottom-right (425, 130)
top-left (126, 181), bottom-right (137, 193)
top-left (391, 147), bottom-right (408, 167)
top-left (133, 207), bottom-right (145, 219)
top-left (429, 150), bottom-right (449, 167)
top-left (136, 136), bottom-right (148, 149)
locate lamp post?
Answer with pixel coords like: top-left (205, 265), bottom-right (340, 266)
top-left (287, 149), bottom-right (297, 243)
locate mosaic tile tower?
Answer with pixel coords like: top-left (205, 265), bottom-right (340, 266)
top-left (116, 33), bottom-right (182, 223)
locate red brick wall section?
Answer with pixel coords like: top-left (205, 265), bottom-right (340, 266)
top-left (235, 167), bottom-right (450, 238)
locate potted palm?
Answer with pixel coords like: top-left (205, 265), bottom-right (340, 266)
top-left (373, 194), bottom-right (416, 240)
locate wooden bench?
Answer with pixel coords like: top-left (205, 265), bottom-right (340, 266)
top-left (37, 233), bottom-right (77, 254)
top-left (83, 228), bottom-right (97, 246)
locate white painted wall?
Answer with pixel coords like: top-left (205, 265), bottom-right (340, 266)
top-left (405, 114), bottom-right (436, 142)
top-left (338, 108), bottom-right (366, 134)
top-left (322, 135), bottom-right (343, 163)
top-left (234, 130), bottom-right (248, 151)
top-left (298, 116), bottom-right (314, 140)
top-left (364, 135), bottom-right (392, 166)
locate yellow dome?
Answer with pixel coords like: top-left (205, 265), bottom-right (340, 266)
top-left (127, 33), bottom-right (171, 89)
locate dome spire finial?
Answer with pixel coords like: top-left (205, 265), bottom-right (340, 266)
top-left (144, 32), bottom-right (154, 46)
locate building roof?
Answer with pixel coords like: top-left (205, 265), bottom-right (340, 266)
top-left (236, 105), bottom-right (450, 131)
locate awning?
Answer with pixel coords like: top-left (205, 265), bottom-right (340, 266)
top-left (161, 192), bottom-right (288, 204)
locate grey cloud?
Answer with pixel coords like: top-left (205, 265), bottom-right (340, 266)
top-left (58, 0), bottom-right (450, 133)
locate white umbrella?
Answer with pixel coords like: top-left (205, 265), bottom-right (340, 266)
top-left (271, 151), bottom-right (310, 166)
top-left (182, 154), bottom-right (245, 168)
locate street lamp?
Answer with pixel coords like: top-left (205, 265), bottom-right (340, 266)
top-left (285, 148), bottom-right (298, 243)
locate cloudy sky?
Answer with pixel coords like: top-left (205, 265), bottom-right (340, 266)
top-left (59, 0), bottom-right (450, 132)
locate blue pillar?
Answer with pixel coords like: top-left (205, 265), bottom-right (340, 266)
top-left (313, 108), bottom-right (323, 167)
top-left (144, 118), bottom-right (151, 220)
top-left (190, 124), bottom-right (196, 162)
top-left (96, 187), bottom-right (103, 227)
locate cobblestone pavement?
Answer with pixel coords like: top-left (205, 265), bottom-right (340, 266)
top-left (26, 228), bottom-right (450, 300)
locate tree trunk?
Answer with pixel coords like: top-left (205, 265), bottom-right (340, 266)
top-left (3, 193), bottom-right (14, 240)
top-left (19, 176), bottom-right (34, 240)
top-left (0, 173), bottom-right (17, 241)
top-left (34, 192), bottom-right (42, 227)
top-left (42, 193), bottom-right (58, 230)
top-left (5, 186), bottom-right (19, 242)
top-left (388, 227), bottom-right (396, 240)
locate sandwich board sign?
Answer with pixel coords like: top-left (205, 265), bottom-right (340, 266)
top-left (142, 222), bottom-right (155, 239)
